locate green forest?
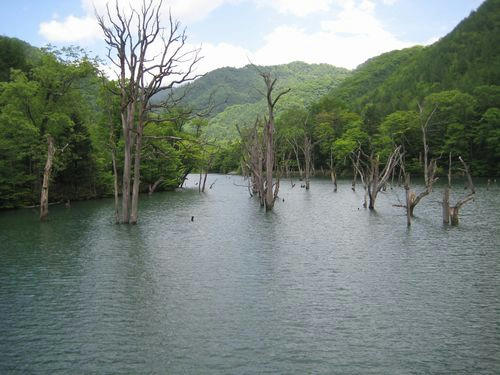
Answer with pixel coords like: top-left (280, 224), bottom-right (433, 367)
top-left (0, 0), bottom-right (499, 211)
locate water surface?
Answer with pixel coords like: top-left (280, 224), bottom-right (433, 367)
top-left (1, 175), bottom-right (499, 374)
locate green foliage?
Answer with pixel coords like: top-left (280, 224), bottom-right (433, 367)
top-left (170, 62), bottom-right (351, 141)
top-left (0, 46), bottom-right (104, 208)
top-left (0, 36), bottom-right (39, 81)
top-left (303, 0), bottom-right (500, 176)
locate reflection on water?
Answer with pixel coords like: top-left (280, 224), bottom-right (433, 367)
top-left (0, 175), bottom-right (499, 374)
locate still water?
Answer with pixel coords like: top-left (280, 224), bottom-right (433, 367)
top-left (1, 175), bottom-right (499, 374)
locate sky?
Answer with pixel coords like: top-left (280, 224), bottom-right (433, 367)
top-left (0, 0), bottom-right (485, 73)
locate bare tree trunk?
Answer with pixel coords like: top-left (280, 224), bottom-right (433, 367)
top-left (353, 147), bottom-right (401, 210)
top-left (329, 150), bottom-right (337, 192)
top-left (449, 206), bottom-right (460, 226)
top-left (443, 186), bottom-right (450, 224)
top-left (448, 156), bottom-right (475, 226)
top-left (264, 115), bottom-right (275, 209)
top-left (404, 103), bottom-right (439, 217)
top-left (107, 98), bottom-right (120, 224)
top-left (40, 135), bottom-right (55, 221)
top-left (121, 105), bottom-right (134, 224)
top-left (303, 137), bottom-right (311, 190)
top-left (111, 148), bottom-right (120, 223)
top-left (331, 170), bottom-right (338, 192)
top-left (404, 173), bottom-right (412, 227)
top-left (148, 178), bottom-right (163, 196)
top-left (368, 155), bottom-right (379, 210)
top-left (130, 121), bottom-right (143, 225)
top-left (97, 1), bottom-right (201, 224)
top-left (259, 71), bottom-right (290, 211)
top-left (352, 150), bottom-right (360, 191)
top-left (201, 170), bottom-right (209, 192)
top-left (290, 142), bottom-right (303, 180)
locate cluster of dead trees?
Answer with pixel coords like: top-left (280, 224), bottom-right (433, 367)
top-left (239, 92), bottom-right (476, 225)
top-left (350, 103), bottom-right (476, 226)
top-left (238, 70), bottom-right (290, 211)
top-left (349, 145), bottom-right (475, 227)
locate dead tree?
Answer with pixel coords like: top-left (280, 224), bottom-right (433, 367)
top-left (352, 146), bottom-right (401, 209)
top-left (259, 71), bottom-right (290, 210)
top-left (301, 134), bottom-right (313, 190)
top-left (351, 150), bottom-right (360, 191)
top-left (287, 138), bottom-right (303, 180)
top-left (96, 0), bottom-right (201, 224)
top-left (200, 154), bottom-right (214, 193)
top-left (102, 79), bottom-right (121, 223)
top-left (398, 104), bottom-right (438, 225)
top-left (40, 135), bottom-right (55, 221)
top-left (329, 149), bottom-right (337, 192)
top-left (443, 154), bottom-right (475, 225)
top-left (405, 104), bottom-right (439, 218)
top-left (237, 119), bottom-right (265, 205)
top-left (39, 136), bottom-right (69, 221)
top-left (148, 178), bottom-right (163, 195)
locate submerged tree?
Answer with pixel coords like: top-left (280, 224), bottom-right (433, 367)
top-left (96, 0), bottom-right (201, 224)
top-left (238, 118), bottom-right (264, 204)
top-left (352, 146), bottom-right (401, 209)
top-left (400, 104), bottom-right (439, 225)
top-left (443, 154), bottom-right (475, 226)
top-left (259, 71), bottom-right (290, 210)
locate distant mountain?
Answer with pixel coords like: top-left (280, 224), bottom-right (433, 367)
top-left (327, 0), bottom-right (500, 116)
top-left (168, 61), bottom-right (351, 139)
top-left (0, 36), bottom-right (39, 81)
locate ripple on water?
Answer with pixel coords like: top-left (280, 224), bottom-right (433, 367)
top-left (0, 175), bottom-right (499, 374)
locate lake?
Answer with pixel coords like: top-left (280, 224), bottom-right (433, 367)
top-left (1, 174), bottom-right (499, 374)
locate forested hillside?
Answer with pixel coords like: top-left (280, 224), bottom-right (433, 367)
top-left (268, 0), bottom-right (499, 178)
top-left (0, 36), bottom-right (39, 81)
top-left (172, 61), bottom-right (351, 139)
top-left (329, 0), bottom-right (500, 116)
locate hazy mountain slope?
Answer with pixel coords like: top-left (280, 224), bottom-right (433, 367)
top-left (169, 61), bottom-right (351, 139)
top-left (175, 61), bottom-right (351, 117)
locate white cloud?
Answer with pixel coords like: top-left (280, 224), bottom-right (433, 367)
top-left (195, 42), bottom-right (251, 74)
top-left (381, 0), bottom-right (398, 5)
top-left (82, 0), bottom-right (228, 24)
top-left (40, 0), bottom-right (231, 43)
top-left (39, 15), bottom-right (101, 42)
top-left (38, 0), bottom-right (419, 73)
top-left (254, 0), bottom-right (333, 17)
top-left (249, 0), bottom-right (414, 69)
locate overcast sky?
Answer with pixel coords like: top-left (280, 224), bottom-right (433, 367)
top-left (0, 0), bottom-right (485, 73)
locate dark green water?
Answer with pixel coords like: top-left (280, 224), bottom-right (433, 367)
top-left (1, 175), bottom-right (499, 374)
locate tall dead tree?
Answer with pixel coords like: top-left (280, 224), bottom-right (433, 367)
top-left (96, 0), bottom-right (201, 224)
top-left (40, 135), bottom-right (55, 221)
top-left (301, 133), bottom-right (313, 190)
top-left (329, 149), bottom-right (338, 192)
top-left (237, 119), bottom-right (265, 205)
top-left (399, 104), bottom-right (438, 225)
top-left (443, 154), bottom-right (475, 225)
top-left (352, 146), bottom-right (401, 209)
top-left (351, 150), bottom-right (360, 191)
top-left (259, 71), bottom-right (290, 210)
top-left (39, 136), bottom-right (69, 221)
top-left (287, 138), bottom-right (303, 180)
